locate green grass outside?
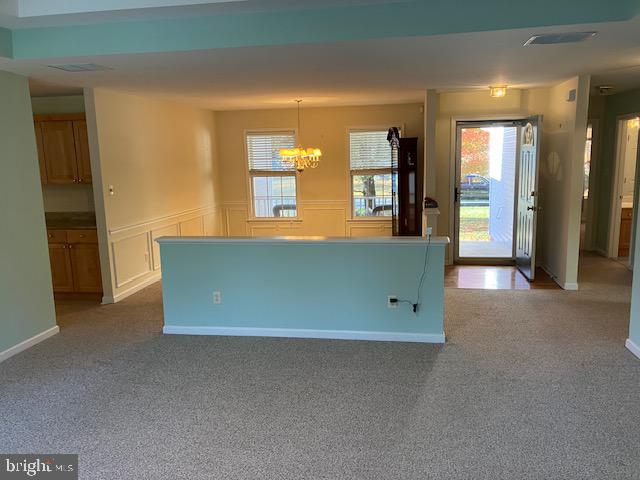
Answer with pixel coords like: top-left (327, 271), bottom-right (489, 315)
top-left (460, 205), bottom-right (489, 241)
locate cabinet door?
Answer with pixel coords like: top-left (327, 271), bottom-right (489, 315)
top-left (73, 120), bottom-right (92, 183)
top-left (34, 122), bottom-right (47, 184)
top-left (69, 243), bottom-right (102, 293)
top-left (48, 244), bottom-right (74, 292)
top-left (41, 121), bottom-right (78, 184)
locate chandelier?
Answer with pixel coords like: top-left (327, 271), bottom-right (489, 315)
top-left (280, 100), bottom-right (322, 172)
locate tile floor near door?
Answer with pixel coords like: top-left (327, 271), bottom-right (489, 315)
top-left (0, 254), bottom-right (638, 479)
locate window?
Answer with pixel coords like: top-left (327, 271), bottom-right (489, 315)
top-left (247, 131), bottom-right (297, 218)
top-left (349, 129), bottom-right (393, 217)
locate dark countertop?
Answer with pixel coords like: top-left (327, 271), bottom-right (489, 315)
top-left (45, 212), bottom-right (97, 230)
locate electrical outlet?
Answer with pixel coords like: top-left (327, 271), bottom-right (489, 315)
top-left (212, 291), bottom-right (221, 304)
top-left (425, 226), bottom-right (433, 236)
top-left (387, 295), bottom-right (397, 309)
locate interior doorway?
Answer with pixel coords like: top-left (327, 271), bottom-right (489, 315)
top-left (608, 115), bottom-right (639, 265)
top-left (454, 121), bottom-right (519, 262)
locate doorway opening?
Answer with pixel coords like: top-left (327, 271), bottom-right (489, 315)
top-left (454, 121), bottom-right (518, 262)
top-left (608, 115), bottom-right (639, 265)
top-left (580, 121), bottom-right (596, 250)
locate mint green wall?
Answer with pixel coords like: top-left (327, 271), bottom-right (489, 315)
top-left (0, 70), bottom-right (57, 354)
top-left (0, 27), bottom-right (11, 58)
top-left (4, 0), bottom-right (639, 59)
top-left (629, 202), bottom-right (640, 347)
top-left (594, 89), bottom-right (640, 252)
top-left (160, 241), bottom-right (445, 337)
top-left (31, 95), bottom-right (85, 115)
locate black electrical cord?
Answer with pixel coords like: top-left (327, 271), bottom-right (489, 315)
top-left (395, 233), bottom-right (431, 314)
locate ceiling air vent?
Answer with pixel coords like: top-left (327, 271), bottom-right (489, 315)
top-left (48, 63), bottom-right (112, 72)
top-left (524, 31), bottom-right (597, 46)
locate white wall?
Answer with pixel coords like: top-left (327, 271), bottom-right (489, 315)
top-left (0, 71), bottom-right (58, 359)
top-left (85, 89), bottom-right (222, 303)
top-left (529, 76), bottom-right (590, 289)
top-left (215, 104), bottom-right (423, 237)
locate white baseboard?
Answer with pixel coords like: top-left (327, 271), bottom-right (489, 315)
top-left (626, 338), bottom-right (640, 360)
top-left (0, 326), bottom-right (59, 363)
top-left (163, 325), bottom-right (445, 344)
top-left (562, 282), bottom-right (579, 291)
top-left (102, 272), bottom-right (161, 304)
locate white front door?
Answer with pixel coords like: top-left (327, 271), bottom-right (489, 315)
top-left (515, 116), bottom-right (541, 281)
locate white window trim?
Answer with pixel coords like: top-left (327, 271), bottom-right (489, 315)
top-left (347, 126), bottom-right (400, 221)
top-left (244, 128), bottom-right (300, 221)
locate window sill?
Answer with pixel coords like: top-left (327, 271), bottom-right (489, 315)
top-left (247, 218), bottom-right (303, 223)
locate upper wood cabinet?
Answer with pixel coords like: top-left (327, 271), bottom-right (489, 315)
top-left (34, 113), bottom-right (91, 185)
top-left (73, 120), bottom-right (92, 183)
top-left (33, 122), bottom-right (47, 184)
top-left (41, 120), bottom-right (78, 183)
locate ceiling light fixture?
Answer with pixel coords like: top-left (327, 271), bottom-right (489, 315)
top-left (489, 86), bottom-right (508, 98)
top-left (280, 100), bottom-right (322, 172)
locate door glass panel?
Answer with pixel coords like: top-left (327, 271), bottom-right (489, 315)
top-left (458, 125), bottom-right (518, 258)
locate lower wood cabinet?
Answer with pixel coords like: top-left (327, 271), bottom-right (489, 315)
top-left (69, 243), bottom-right (102, 292)
top-left (618, 208), bottom-right (633, 257)
top-left (47, 229), bottom-right (102, 294)
top-left (48, 243), bottom-right (74, 292)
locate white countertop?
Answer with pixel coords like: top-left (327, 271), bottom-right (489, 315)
top-left (157, 235), bottom-right (450, 246)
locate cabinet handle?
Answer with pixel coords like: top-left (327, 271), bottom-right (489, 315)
top-left (79, 234), bottom-right (85, 238)
top-left (68, 244), bottom-right (73, 249)
top-left (48, 234), bottom-right (53, 238)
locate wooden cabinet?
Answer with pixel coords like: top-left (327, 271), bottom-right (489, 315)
top-left (41, 121), bottom-right (78, 183)
top-left (73, 120), bottom-right (92, 183)
top-left (47, 229), bottom-right (102, 294)
top-left (48, 243), bottom-right (74, 292)
top-left (69, 243), bottom-right (102, 292)
top-left (34, 114), bottom-right (91, 185)
top-left (618, 208), bottom-right (633, 257)
top-left (34, 122), bottom-right (47, 184)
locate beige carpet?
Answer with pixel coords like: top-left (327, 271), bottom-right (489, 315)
top-left (0, 254), bottom-right (639, 479)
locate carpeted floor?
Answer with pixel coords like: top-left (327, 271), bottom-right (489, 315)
top-left (1, 254), bottom-right (639, 479)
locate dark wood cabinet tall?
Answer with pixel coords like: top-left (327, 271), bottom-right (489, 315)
top-left (392, 137), bottom-right (422, 236)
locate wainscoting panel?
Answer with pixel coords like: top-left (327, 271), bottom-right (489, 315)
top-left (299, 204), bottom-right (347, 236)
top-left (249, 223), bottom-right (301, 236)
top-left (106, 204), bottom-right (218, 303)
top-left (203, 209), bottom-right (223, 236)
top-left (179, 216), bottom-right (204, 236)
top-left (224, 205), bottom-right (250, 236)
top-left (222, 201), bottom-right (392, 238)
top-left (347, 222), bottom-right (393, 237)
top-left (112, 232), bottom-right (152, 288)
top-left (151, 224), bottom-right (179, 271)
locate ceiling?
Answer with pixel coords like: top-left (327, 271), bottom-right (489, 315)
top-left (0, 1), bottom-right (639, 108)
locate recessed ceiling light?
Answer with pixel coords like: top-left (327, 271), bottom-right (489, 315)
top-left (524, 31), bottom-right (597, 46)
top-left (489, 86), bottom-right (508, 98)
top-left (48, 63), bottom-right (113, 72)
